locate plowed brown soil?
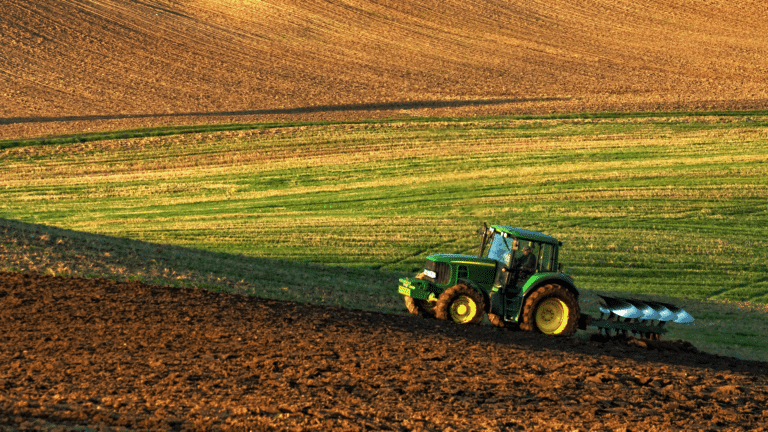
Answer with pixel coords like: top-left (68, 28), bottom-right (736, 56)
top-left (2, 272), bottom-right (767, 431)
top-left (2, 0), bottom-right (768, 139)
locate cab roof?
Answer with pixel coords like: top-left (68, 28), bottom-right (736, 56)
top-left (491, 225), bottom-right (562, 246)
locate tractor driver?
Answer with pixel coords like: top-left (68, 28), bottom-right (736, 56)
top-left (517, 246), bottom-right (537, 282)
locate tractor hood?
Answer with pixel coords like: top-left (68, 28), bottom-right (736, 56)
top-left (422, 254), bottom-right (498, 291)
top-left (427, 254), bottom-right (499, 266)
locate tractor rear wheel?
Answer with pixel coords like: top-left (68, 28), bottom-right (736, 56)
top-left (404, 295), bottom-right (436, 318)
top-left (435, 284), bottom-right (485, 325)
top-left (519, 284), bottom-right (580, 336)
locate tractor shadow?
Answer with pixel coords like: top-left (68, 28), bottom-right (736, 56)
top-left (0, 97), bottom-right (569, 125)
top-left (1, 217), bottom-right (765, 373)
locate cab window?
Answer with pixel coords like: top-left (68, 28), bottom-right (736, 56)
top-left (538, 244), bottom-right (554, 272)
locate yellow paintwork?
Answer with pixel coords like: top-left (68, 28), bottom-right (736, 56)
top-left (535, 298), bottom-right (570, 335)
top-left (450, 295), bottom-right (479, 324)
top-left (452, 261), bottom-right (496, 267)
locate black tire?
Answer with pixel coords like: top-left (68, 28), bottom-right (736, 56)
top-left (519, 284), bottom-right (580, 337)
top-left (404, 295), bottom-right (436, 318)
top-left (435, 284), bottom-right (485, 325)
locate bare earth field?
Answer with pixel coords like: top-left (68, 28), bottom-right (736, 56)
top-left (2, 0), bottom-right (768, 139)
top-left (2, 272), bottom-right (768, 431)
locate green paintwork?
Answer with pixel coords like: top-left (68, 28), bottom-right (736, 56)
top-left (398, 277), bottom-right (437, 302)
top-left (426, 254), bottom-right (498, 292)
top-left (520, 272), bottom-right (576, 296)
top-left (397, 224), bottom-right (578, 326)
top-left (427, 254), bottom-right (498, 266)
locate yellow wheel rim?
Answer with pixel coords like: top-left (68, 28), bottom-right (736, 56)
top-left (449, 295), bottom-right (478, 324)
top-left (535, 298), bottom-right (570, 335)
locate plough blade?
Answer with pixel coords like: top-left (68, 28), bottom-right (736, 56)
top-left (643, 300), bottom-right (676, 321)
top-left (593, 295), bottom-right (695, 340)
top-left (626, 299), bottom-right (661, 320)
top-left (658, 301), bottom-right (695, 324)
top-left (598, 296), bottom-right (642, 319)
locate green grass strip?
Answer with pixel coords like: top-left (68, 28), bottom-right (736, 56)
top-left (3, 109), bottom-right (767, 149)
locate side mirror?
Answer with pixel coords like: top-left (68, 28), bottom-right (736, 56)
top-left (512, 239), bottom-right (520, 251)
top-left (477, 223), bottom-right (490, 257)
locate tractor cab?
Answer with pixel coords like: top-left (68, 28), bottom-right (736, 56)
top-left (477, 225), bottom-right (574, 323)
top-left (480, 225), bottom-right (562, 292)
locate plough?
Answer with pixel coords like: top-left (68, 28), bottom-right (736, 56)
top-left (590, 295), bottom-right (695, 340)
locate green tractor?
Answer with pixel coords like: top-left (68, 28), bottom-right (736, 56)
top-left (398, 224), bottom-right (694, 338)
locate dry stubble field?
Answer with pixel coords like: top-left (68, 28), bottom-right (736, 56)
top-left (2, 1), bottom-right (768, 430)
top-left (2, 0), bottom-right (768, 139)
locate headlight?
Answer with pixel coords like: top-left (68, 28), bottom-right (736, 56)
top-left (423, 269), bottom-right (437, 279)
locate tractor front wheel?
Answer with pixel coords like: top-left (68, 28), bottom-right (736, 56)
top-left (404, 295), bottom-right (436, 318)
top-left (435, 284), bottom-right (485, 325)
top-left (519, 284), bottom-right (580, 336)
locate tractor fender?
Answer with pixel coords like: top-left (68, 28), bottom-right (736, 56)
top-left (457, 278), bottom-right (492, 312)
top-left (520, 273), bottom-right (579, 300)
top-left (508, 273), bottom-right (579, 321)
